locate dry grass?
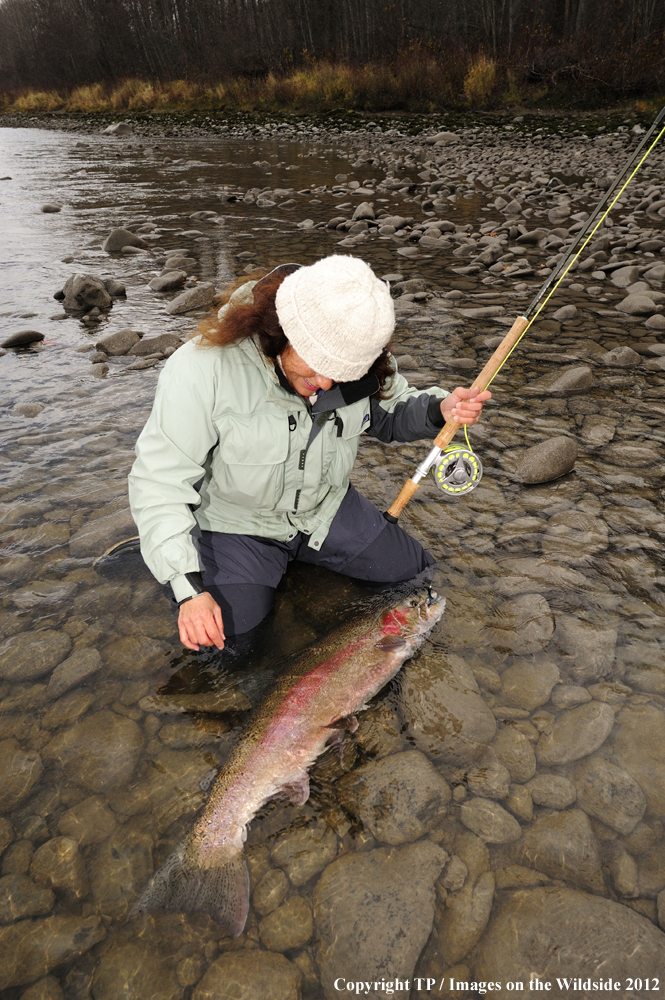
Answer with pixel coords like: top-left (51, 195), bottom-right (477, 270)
top-left (464, 54), bottom-right (497, 103)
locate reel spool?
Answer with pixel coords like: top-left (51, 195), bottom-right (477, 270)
top-left (431, 445), bottom-right (483, 500)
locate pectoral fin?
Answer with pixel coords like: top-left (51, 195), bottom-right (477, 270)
top-left (280, 772), bottom-right (310, 806)
top-left (375, 635), bottom-right (407, 651)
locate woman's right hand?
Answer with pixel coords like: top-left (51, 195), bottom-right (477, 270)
top-left (178, 592), bottom-right (225, 651)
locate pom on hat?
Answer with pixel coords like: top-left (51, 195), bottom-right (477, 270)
top-left (275, 256), bottom-right (395, 382)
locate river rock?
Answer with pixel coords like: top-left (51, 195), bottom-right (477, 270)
top-left (456, 759), bottom-right (511, 800)
top-left (522, 365), bottom-right (594, 396)
top-left (440, 854), bottom-right (468, 891)
top-left (88, 823), bottom-right (153, 919)
top-left (601, 345), bottom-right (642, 366)
top-left (103, 122), bottom-right (132, 135)
top-left (103, 277), bottom-right (126, 296)
top-left (552, 304), bottom-right (577, 321)
top-left (486, 594), bottom-right (554, 654)
top-left (109, 747), bottom-right (206, 832)
top-left (511, 808), bottom-right (604, 892)
top-left (43, 710), bottom-right (143, 793)
top-left (400, 652), bottom-right (496, 766)
top-left (314, 840), bottom-right (446, 1000)
top-left (580, 413), bottom-right (616, 448)
top-left (617, 293), bottom-right (661, 316)
top-left (46, 647), bottom-right (102, 700)
top-left (58, 795), bottom-right (116, 846)
top-left (0, 817), bottom-right (13, 856)
top-left (525, 774), bottom-right (576, 809)
top-left (551, 684), bottom-right (591, 709)
top-left (149, 271), bottom-right (186, 292)
top-left (537, 701), bottom-right (615, 765)
top-left (0, 874), bottom-right (54, 923)
top-left (252, 867), bottom-right (289, 916)
top-left (513, 435), bottom-right (578, 484)
top-left (30, 837), bottom-right (89, 902)
top-left (193, 952), bottom-right (300, 1000)
top-left (166, 282), bottom-right (216, 314)
top-left (1, 330), bottom-right (45, 348)
top-left (95, 329), bottom-right (141, 356)
top-left (0, 740), bottom-right (44, 813)
top-left (570, 756), bottom-right (646, 834)
top-left (611, 265), bottom-right (641, 287)
top-left (0, 630), bottom-right (71, 683)
top-left (19, 976), bottom-right (64, 1000)
top-left (0, 914), bottom-right (105, 990)
top-left (102, 228), bottom-right (149, 253)
top-left (103, 634), bottom-right (169, 677)
top-left (92, 941), bottom-right (181, 1000)
top-left (474, 886), bottom-right (665, 981)
top-left (542, 511), bottom-right (608, 564)
top-left (459, 798), bottom-right (522, 843)
top-left (69, 507), bottom-right (136, 558)
top-left (259, 894), bottom-right (313, 952)
top-left (128, 333), bottom-right (183, 356)
top-left (338, 750), bottom-right (451, 845)
top-left (611, 704), bottom-right (665, 820)
top-left (552, 614), bottom-right (617, 683)
top-left (500, 654), bottom-right (560, 711)
top-left (62, 274), bottom-right (112, 311)
top-left (491, 727), bottom-right (537, 783)
top-left (352, 201), bottom-right (375, 220)
top-left (271, 820), bottom-right (338, 887)
top-left (435, 871), bottom-right (495, 966)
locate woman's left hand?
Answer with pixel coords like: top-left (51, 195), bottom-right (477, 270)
top-left (440, 386), bottom-right (492, 425)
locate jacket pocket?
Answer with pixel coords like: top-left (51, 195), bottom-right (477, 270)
top-left (324, 401), bottom-right (369, 486)
top-left (212, 413), bottom-right (290, 509)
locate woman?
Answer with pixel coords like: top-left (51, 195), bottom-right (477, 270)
top-left (129, 255), bottom-right (489, 652)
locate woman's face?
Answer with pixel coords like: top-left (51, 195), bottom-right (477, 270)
top-left (280, 344), bottom-right (334, 398)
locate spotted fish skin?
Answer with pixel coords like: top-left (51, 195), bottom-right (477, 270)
top-left (131, 587), bottom-right (445, 934)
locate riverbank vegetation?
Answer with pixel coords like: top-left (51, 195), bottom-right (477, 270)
top-left (1, 0), bottom-right (664, 114)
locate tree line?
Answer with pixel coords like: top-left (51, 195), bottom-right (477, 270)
top-left (0, 0), bottom-right (663, 98)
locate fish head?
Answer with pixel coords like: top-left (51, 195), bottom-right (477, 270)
top-left (378, 586), bottom-right (445, 642)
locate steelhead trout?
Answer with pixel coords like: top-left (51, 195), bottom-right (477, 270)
top-left (131, 586), bottom-right (444, 934)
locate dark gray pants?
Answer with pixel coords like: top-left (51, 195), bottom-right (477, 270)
top-left (198, 486), bottom-right (434, 635)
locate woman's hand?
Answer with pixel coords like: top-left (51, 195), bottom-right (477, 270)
top-left (440, 386), bottom-right (492, 425)
top-left (178, 592), bottom-right (225, 651)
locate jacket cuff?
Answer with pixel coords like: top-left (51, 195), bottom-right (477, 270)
top-left (171, 574), bottom-right (200, 603)
top-left (427, 395), bottom-right (446, 428)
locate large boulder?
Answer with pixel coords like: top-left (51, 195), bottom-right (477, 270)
top-left (127, 333), bottom-right (183, 357)
top-left (61, 274), bottom-right (112, 311)
top-left (514, 436), bottom-right (578, 485)
top-left (474, 886), bottom-right (665, 982)
top-left (95, 329), bottom-right (142, 356)
top-left (314, 841), bottom-right (447, 1000)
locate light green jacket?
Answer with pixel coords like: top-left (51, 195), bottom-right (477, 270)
top-left (128, 334), bottom-right (446, 601)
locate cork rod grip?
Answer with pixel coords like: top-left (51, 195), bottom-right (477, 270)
top-left (385, 314), bottom-right (530, 520)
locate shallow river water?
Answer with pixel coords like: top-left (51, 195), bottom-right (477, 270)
top-left (2, 118), bottom-right (665, 998)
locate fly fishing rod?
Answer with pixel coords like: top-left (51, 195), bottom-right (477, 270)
top-left (385, 105), bottom-right (665, 522)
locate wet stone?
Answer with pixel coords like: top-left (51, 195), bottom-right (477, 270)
top-left (486, 594), bottom-right (554, 655)
top-left (514, 436), bottom-right (578, 485)
top-left (440, 854), bottom-right (467, 892)
top-left (259, 894), bottom-right (313, 952)
top-left (62, 274), bottom-right (112, 311)
top-left (400, 652), bottom-right (496, 766)
top-left (95, 329), bottom-right (141, 356)
top-left (506, 785), bottom-right (533, 822)
top-left (0, 739), bottom-right (44, 813)
top-left (0, 817), bottom-right (13, 856)
top-left (2, 841), bottom-right (34, 877)
top-left (601, 345), bottom-right (642, 366)
top-left (149, 270), bottom-right (186, 292)
top-left (192, 951), bottom-right (300, 1000)
top-left (474, 886), bottom-right (665, 981)
top-left (58, 795), bottom-right (116, 847)
top-left (537, 701), bottom-right (615, 766)
top-left (166, 282), bottom-right (215, 314)
top-left (0, 630), bottom-right (72, 683)
top-left (435, 871), bottom-right (495, 967)
top-left (2, 330), bottom-right (45, 348)
top-left (553, 614), bottom-right (617, 683)
top-left (30, 837), bottom-right (88, 902)
top-left (611, 704), bottom-right (665, 821)
top-left (88, 823), bottom-right (153, 919)
top-left (20, 976), bottom-right (65, 1000)
top-left (522, 365), bottom-right (594, 396)
top-left (92, 941), bottom-right (181, 1000)
top-left (550, 684), bottom-right (592, 709)
top-left (499, 654), bottom-right (560, 712)
top-left (270, 820), bottom-right (338, 887)
top-left (338, 749), bottom-right (451, 845)
top-left (252, 867), bottom-right (289, 916)
top-left (42, 709), bottom-right (144, 793)
top-left (128, 332), bottom-right (182, 356)
top-left (314, 840), bottom-right (446, 1000)
top-left (491, 727), bottom-right (537, 783)
top-left (511, 808), bottom-right (605, 893)
top-left (102, 228), bottom-right (149, 253)
top-left (456, 759), bottom-right (511, 800)
top-left (69, 508), bottom-right (137, 558)
top-left (41, 690), bottom-right (94, 731)
top-left (459, 797), bottom-right (522, 843)
top-left (525, 774), bottom-right (577, 809)
top-left (47, 646), bottom-right (102, 700)
top-left (0, 914), bottom-right (105, 990)
top-left (0, 874), bottom-right (54, 923)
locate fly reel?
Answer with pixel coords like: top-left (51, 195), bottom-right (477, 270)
top-left (431, 445), bottom-right (483, 500)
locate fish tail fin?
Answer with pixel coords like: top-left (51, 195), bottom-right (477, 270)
top-left (128, 841), bottom-right (249, 936)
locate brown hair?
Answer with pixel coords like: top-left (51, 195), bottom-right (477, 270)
top-left (197, 268), bottom-right (395, 398)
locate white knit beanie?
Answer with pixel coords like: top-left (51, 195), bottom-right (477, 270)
top-left (275, 256), bottom-right (394, 382)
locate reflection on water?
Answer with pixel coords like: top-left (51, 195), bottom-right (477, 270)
top-left (1, 123), bottom-right (665, 997)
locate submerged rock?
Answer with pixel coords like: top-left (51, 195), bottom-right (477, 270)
top-left (536, 701), bottom-right (615, 766)
top-left (400, 652), bottom-right (496, 766)
top-left (553, 614), bottom-right (617, 683)
top-left (92, 941), bottom-right (181, 1000)
top-left (0, 874), bottom-right (54, 923)
top-left (525, 774), bottom-right (577, 810)
top-left (102, 227), bottom-right (149, 253)
top-left (522, 365), bottom-right (594, 396)
top-left (270, 822), bottom-right (338, 888)
top-left (459, 797), bottom-right (522, 843)
top-left (30, 837), bottom-right (89, 902)
top-left (57, 795), bottom-right (116, 846)
top-left (259, 894), bottom-right (313, 952)
top-left (511, 808), bottom-right (605, 892)
top-left (47, 646), bottom-right (102, 700)
top-left (42, 710), bottom-right (144, 793)
top-left (571, 756), bottom-right (646, 834)
top-left (0, 630), bottom-right (72, 683)
top-left (0, 914), bottom-right (105, 990)
top-left (69, 508), bottom-right (136, 559)
top-left (88, 823), bottom-right (153, 919)
top-left (474, 886), bottom-right (665, 980)
top-left (193, 951), bottom-right (300, 1000)
top-left (1, 330), bottom-right (44, 349)
top-left (435, 871), bottom-right (495, 966)
top-left (0, 739), bottom-right (44, 813)
top-left (514, 435), bottom-right (578, 485)
top-left (338, 750), bottom-right (451, 845)
top-left (499, 654), bottom-right (560, 711)
top-left (491, 727), bottom-right (537, 783)
top-left (611, 704), bottom-right (665, 820)
top-left (486, 594), bottom-right (554, 655)
top-left (314, 840), bottom-right (446, 1000)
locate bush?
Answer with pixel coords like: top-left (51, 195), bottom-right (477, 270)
top-left (464, 55), bottom-right (497, 103)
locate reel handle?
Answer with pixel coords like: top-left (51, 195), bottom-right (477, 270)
top-left (385, 314), bottom-right (529, 521)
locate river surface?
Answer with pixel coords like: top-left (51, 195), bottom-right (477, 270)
top-left (2, 121), bottom-right (665, 997)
